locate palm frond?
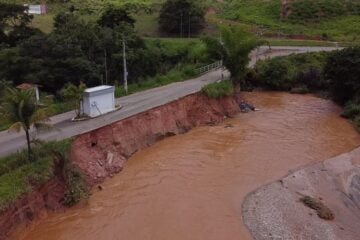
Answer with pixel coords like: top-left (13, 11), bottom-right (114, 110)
top-left (8, 122), bottom-right (24, 133)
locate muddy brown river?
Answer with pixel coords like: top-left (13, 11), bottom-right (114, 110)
top-left (13, 92), bottom-right (360, 240)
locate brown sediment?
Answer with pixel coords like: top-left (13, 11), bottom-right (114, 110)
top-left (11, 92), bottom-right (360, 240)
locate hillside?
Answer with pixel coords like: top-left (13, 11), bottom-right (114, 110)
top-left (1, 0), bottom-right (360, 43)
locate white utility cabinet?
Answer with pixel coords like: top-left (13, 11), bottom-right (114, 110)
top-left (82, 85), bottom-right (115, 118)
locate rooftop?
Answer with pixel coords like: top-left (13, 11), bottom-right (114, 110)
top-left (84, 85), bottom-right (113, 93)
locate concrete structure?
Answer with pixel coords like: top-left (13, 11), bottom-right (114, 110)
top-left (82, 85), bottom-right (115, 118)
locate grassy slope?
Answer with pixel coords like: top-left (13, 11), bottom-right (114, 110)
top-left (217, 0), bottom-right (360, 42)
top-left (0, 140), bottom-right (71, 211)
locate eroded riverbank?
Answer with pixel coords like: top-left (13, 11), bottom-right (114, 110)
top-left (13, 92), bottom-right (360, 240)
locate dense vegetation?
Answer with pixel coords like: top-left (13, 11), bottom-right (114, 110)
top-left (0, 3), bottom-right (213, 116)
top-left (254, 51), bottom-right (328, 92)
top-left (287, 0), bottom-right (360, 22)
top-left (159, 0), bottom-right (205, 36)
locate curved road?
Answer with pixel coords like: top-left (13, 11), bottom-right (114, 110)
top-left (0, 46), bottom-right (340, 157)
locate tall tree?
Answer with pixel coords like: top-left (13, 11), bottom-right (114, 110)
top-left (98, 6), bottom-right (135, 29)
top-left (1, 88), bottom-right (50, 161)
top-left (203, 26), bottom-right (263, 89)
top-left (0, 3), bottom-right (38, 46)
top-left (325, 47), bottom-right (360, 105)
top-left (159, 0), bottom-right (205, 36)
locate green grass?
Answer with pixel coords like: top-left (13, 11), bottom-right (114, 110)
top-left (0, 119), bottom-right (10, 132)
top-left (115, 64), bottom-right (196, 97)
top-left (217, 0), bottom-right (360, 42)
top-left (134, 13), bottom-right (159, 37)
top-left (266, 39), bottom-right (339, 47)
top-left (202, 80), bottom-right (234, 99)
top-left (0, 140), bottom-right (72, 212)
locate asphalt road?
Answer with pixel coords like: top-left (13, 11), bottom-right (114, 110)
top-left (0, 46), bottom-right (341, 157)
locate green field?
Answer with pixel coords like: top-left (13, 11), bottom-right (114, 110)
top-left (3, 0), bottom-right (358, 43)
top-left (215, 0), bottom-right (360, 42)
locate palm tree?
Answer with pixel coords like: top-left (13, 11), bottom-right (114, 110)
top-left (1, 87), bottom-right (50, 161)
top-left (203, 26), bottom-right (264, 90)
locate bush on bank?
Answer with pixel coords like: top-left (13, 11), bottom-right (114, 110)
top-left (202, 80), bottom-right (234, 99)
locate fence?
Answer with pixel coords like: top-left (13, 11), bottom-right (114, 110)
top-left (195, 61), bottom-right (223, 75)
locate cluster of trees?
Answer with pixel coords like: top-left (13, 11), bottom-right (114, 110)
top-left (0, 2), bottom-right (207, 98)
top-left (159, 0), bottom-right (205, 37)
top-left (1, 5), bottom-right (155, 94)
top-left (0, 3), bottom-right (39, 47)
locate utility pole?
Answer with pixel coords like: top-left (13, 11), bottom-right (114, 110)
top-left (122, 36), bottom-right (128, 95)
top-left (104, 49), bottom-right (108, 85)
top-left (180, 12), bottom-right (183, 38)
top-left (188, 12), bottom-right (191, 38)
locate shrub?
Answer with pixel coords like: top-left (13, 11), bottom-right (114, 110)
top-left (255, 57), bottom-right (295, 90)
top-left (341, 102), bottom-right (360, 119)
top-left (202, 80), bottom-right (234, 99)
top-left (63, 165), bottom-right (89, 207)
top-left (254, 52), bottom-right (328, 91)
top-left (325, 47), bottom-right (360, 105)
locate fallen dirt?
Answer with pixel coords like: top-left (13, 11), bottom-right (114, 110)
top-left (243, 146), bottom-right (360, 240)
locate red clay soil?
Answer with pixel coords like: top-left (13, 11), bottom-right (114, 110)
top-left (0, 177), bottom-right (65, 240)
top-left (71, 93), bottom-right (241, 187)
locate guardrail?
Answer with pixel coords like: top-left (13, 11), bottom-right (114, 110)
top-left (195, 61), bottom-right (223, 75)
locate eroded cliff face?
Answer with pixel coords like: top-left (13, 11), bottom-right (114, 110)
top-left (0, 177), bottom-right (65, 240)
top-left (70, 93), bottom-right (241, 186)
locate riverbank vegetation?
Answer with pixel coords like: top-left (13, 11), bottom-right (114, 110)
top-left (0, 140), bottom-right (77, 211)
top-left (202, 80), bottom-right (234, 99)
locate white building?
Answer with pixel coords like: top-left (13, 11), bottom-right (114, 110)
top-left (82, 86), bottom-right (115, 118)
top-left (24, 4), bottom-right (47, 15)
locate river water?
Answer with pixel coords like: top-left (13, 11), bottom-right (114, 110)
top-left (14, 92), bottom-right (360, 240)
